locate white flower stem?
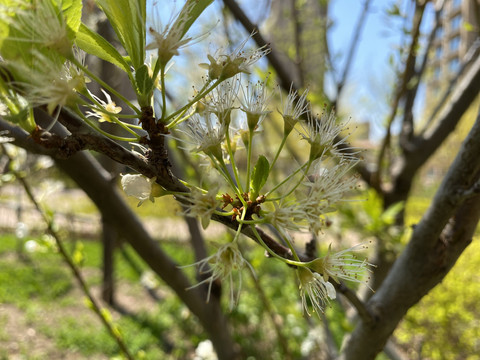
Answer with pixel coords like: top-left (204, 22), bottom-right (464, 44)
top-left (275, 225), bottom-right (301, 262)
top-left (269, 135), bottom-right (288, 171)
top-left (225, 130), bottom-right (244, 193)
top-left (214, 209), bottom-right (235, 217)
top-left (70, 57), bottom-right (140, 115)
top-left (160, 64), bottom-right (168, 121)
top-left (265, 162), bottom-right (309, 200)
top-left (151, 56), bottom-right (162, 83)
top-left (165, 106), bottom-right (195, 128)
top-left (165, 79), bottom-right (222, 123)
top-left (75, 108), bottom-right (139, 142)
top-left (209, 154), bottom-right (244, 202)
top-left (236, 218), bottom-right (266, 225)
top-left (233, 206), bottom-right (248, 242)
top-left (245, 128), bottom-right (254, 193)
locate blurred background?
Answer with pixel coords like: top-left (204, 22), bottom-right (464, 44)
top-left (0, 0), bottom-right (479, 359)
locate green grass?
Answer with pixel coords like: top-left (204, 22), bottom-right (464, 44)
top-left (0, 233), bottom-right (198, 359)
top-left (0, 232), bottom-right (314, 359)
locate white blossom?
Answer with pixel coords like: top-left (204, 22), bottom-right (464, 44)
top-left (86, 89), bottom-right (122, 123)
top-left (175, 113), bottom-right (226, 160)
top-left (297, 267), bottom-right (336, 316)
top-left (178, 184), bottom-right (221, 229)
top-left (300, 159), bottom-right (359, 233)
top-left (0, 130), bottom-right (14, 144)
top-left (15, 222), bottom-right (29, 239)
top-left (308, 243), bottom-right (375, 289)
top-left (204, 76), bottom-right (240, 128)
top-left (194, 340), bottom-right (218, 360)
top-left (4, 0), bottom-right (72, 57)
top-left (300, 110), bottom-right (352, 161)
top-left (182, 241), bottom-right (255, 310)
top-left (9, 51), bottom-right (86, 116)
top-left (121, 174), bottom-right (154, 206)
top-left (200, 32), bottom-right (270, 80)
top-left (240, 78), bottom-right (272, 131)
top-left (264, 201), bottom-right (306, 233)
top-left (278, 86), bottom-right (310, 135)
top-left (146, 0), bottom-right (205, 65)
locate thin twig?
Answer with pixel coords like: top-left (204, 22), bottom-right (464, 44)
top-left (0, 144), bottom-right (135, 360)
top-left (374, 2), bottom-right (426, 189)
top-left (240, 245), bottom-right (293, 360)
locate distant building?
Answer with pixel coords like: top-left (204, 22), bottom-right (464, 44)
top-left (427, 0), bottom-right (480, 98)
top-left (420, 0), bottom-right (479, 189)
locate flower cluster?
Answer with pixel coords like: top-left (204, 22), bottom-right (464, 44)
top-left (159, 66), bottom-right (372, 311)
top-left (0, 0), bottom-right (374, 318)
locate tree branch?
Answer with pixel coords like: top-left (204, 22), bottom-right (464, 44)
top-left (375, 2), bottom-right (426, 193)
top-left (399, 1), bottom-right (443, 152)
top-left (339, 107), bottom-right (480, 359)
top-left (385, 53), bottom-right (480, 206)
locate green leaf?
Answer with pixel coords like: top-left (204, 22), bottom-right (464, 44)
top-left (95, 0), bottom-right (146, 70)
top-left (381, 201), bottom-right (404, 225)
top-left (175, 0), bottom-right (213, 39)
top-left (76, 23), bottom-right (130, 73)
top-left (61, 0), bottom-right (82, 38)
top-left (250, 155), bottom-right (270, 199)
top-left (3, 107), bottom-right (35, 133)
top-left (135, 64), bottom-right (154, 96)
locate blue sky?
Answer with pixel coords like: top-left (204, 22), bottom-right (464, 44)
top-left (327, 0), bottom-right (405, 139)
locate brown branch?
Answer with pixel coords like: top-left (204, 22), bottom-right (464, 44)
top-left (339, 107), bottom-right (480, 359)
top-left (384, 53), bottom-right (480, 207)
top-left (222, 0), bottom-right (294, 91)
top-left (54, 107), bottom-right (188, 193)
top-left (374, 2), bottom-right (426, 191)
top-left (420, 40), bottom-right (480, 135)
top-left (291, 0), bottom-right (304, 87)
top-left (399, 1), bottom-right (444, 152)
top-left (0, 113), bottom-right (308, 268)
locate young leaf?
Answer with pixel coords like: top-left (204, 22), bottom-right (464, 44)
top-left (95, 0), bottom-right (146, 70)
top-left (61, 0), bottom-right (82, 38)
top-left (76, 24), bottom-right (130, 74)
top-left (135, 64), bottom-right (154, 104)
top-left (250, 155), bottom-right (270, 199)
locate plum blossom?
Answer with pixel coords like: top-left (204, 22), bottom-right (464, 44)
top-left (183, 241), bottom-right (255, 310)
top-left (297, 267), bottom-right (336, 316)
